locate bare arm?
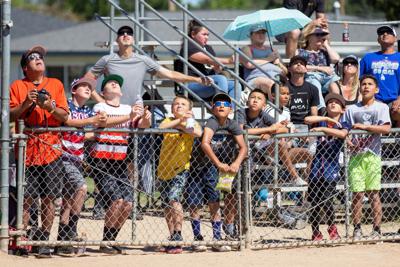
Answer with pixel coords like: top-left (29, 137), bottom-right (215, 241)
top-left (304, 115), bottom-right (341, 126)
top-left (311, 127), bottom-right (348, 139)
top-left (323, 41), bottom-right (340, 64)
top-left (311, 106), bottom-right (318, 116)
top-left (229, 134), bottom-right (248, 173)
top-left (353, 123), bottom-right (391, 135)
top-left (156, 66), bottom-right (208, 84)
top-left (84, 71), bottom-right (104, 103)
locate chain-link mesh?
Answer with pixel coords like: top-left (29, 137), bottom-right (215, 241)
top-left (12, 128), bottom-right (400, 254)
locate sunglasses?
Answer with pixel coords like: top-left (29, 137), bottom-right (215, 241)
top-left (214, 101), bottom-right (231, 108)
top-left (118, 30), bottom-right (133, 36)
top-left (27, 53), bottom-right (43, 61)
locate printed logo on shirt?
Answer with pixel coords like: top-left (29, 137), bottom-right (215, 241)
top-left (371, 58), bottom-right (399, 80)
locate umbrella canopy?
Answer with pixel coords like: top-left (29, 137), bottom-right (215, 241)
top-left (223, 8), bottom-right (312, 41)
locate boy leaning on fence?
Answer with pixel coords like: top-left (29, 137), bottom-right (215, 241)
top-left (55, 77), bottom-right (107, 256)
top-left (157, 95), bottom-right (202, 254)
top-left (192, 92), bottom-right (247, 252)
top-left (343, 74), bottom-right (391, 240)
top-left (304, 93), bottom-right (349, 241)
top-left (89, 74), bottom-right (151, 254)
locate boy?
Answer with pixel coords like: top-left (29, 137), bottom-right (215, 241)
top-left (187, 93), bottom-right (247, 252)
top-left (56, 77), bottom-right (106, 255)
top-left (304, 93), bottom-right (348, 241)
top-left (90, 74), bottom-right (151, 254)
top-left (238, 87), bottom-right (307, 186)
top-left (343, 74), bottom-right (391, 239)
top-left (157, 95), bottom-right (202, 254)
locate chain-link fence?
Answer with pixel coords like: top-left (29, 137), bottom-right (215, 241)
top-left (9, 126), bottom-right (400, 255)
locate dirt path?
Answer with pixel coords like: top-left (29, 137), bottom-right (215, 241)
top-left (1, 243), bottom-right (399, 267)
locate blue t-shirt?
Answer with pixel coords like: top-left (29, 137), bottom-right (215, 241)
top-left (309, 119), bottom-right (348, 182)
top-left (359, 51), bottom-right (400, 103)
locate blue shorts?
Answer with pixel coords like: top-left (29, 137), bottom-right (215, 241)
top-left (186, 165), bottom-right (220, 207)
top-left (160, 170), bottom-right (188, 207)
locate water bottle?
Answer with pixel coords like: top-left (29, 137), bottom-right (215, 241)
top-left (135, 94), bottom-right (144, 117)
top-left (76, 232), bottom-right (87, 255)
top-left (342, 23), bottom-right (350, 42)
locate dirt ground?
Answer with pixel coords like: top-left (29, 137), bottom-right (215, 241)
top-left (1, 243), bottom-right (399, 267)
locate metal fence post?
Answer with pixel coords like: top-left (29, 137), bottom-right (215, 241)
top-left (131, 132), bottom-right (139, 241)
top-left (0, 0), bottom-right (12, 253)
top-left (343, 138), bottom-right (350, 238)
top-left (16, 120), bottom-right (25, 235)
top-left (243, 131), bottom-right (251, 249)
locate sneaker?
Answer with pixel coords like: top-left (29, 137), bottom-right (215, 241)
top-left (192, 235), bottom-right (207, 252)
top-left (99, 245), bottom-right (125, 255)
top-left (294, 177), bottom-right (308, 186)
top-left (369, 230), bottom-right (381, 239)
top-left (55, 246), bottom-right (75, 257)
top-left (327, 225), bottom-right (341, 240)
top-left (36, 246), bottom-right (52, 258)
top-left (212, 239), bottom-right (231, 252)
top-left (353, 228), bottom-right (363, 240)
top-left (166, 246), bottom-right (183, 254)
top-left (311, 231), bottom-right (323, 241)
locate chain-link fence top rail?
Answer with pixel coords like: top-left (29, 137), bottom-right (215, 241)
top-left (10, 127), bottom-right (400, 253)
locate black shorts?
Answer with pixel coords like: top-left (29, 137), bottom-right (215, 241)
top-left (90, 158), bottom-right (133, 209)
top-left (24, 157), bottom-right (64, 199)
top-left (307, 179), bottom-right (337, 206)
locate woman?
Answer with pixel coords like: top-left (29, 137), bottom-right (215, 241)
top-left (329, 55), bottom-right (361, 106)
top-left (297, 24), bottom-right (340, 110)
top-left (176, 20), bottom-right (240, 100)
top-left (240, 25), bottom-right (287, 100)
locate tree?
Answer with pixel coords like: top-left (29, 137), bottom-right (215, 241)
top-left (371, 0), bottom-right (400, 20)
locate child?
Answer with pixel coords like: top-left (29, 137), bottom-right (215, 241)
top-left (239, 87), bottom-right (307, 186)
top-left (304, 93), bottom-right (348, 241)
top-left (188, 92), bottom-right (247, 252)
top-left (56, 77), bottom-right (106, 256)
top-left (90, 74), bottom-right (151, 254)
top-left (157, 95), bottom-right (202, 254)
top-left (343, 74), bottom-right (391, 239)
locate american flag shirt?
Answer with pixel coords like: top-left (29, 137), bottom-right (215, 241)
top-left (62, 99), bottom-right (96, 160)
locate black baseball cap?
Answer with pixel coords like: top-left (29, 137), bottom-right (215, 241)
top-left (325, 93), bottom-right (346, 108)
top-left (101, 74), bottom-right (124, 90)
top-left (117, 25), bottom-right (134, 36)
top-left (342, 55), bottom-right (359, 66)
top-left (377, 25), bottom-right (397, 37)
top-left (212, 92), bottom-right (231, 104)
top-left (289, 55), bottom-right (307, 67)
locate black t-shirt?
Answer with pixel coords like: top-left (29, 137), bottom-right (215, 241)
top-left (288, 81), bottom-right (320, 124)
top-left (191, 116), bottom-right (243, 166)
top-left (177, 41), bottom-right (216, 77)
top-left (283, 0), bottom-right (325, 17)
top-left (236, 108), bottom-right (275, 129)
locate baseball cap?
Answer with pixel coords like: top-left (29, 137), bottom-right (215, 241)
top-left (212, 92), bottom-right (231, 104)
top-left (377, 25), bottom-right (397, 37)
top-left (325, 93), bottom-right (346, 108)
top-left (71, 77), bottom-right (97, 91)
top-left (117, 25), bottom-right (134, 36)
top-left (342, 55), bottom-right (359, 66)
top-left (101, 74), bottom-right (124, 90)
top-left (20, 45), bottom-right (47, 68)
top-left (289, 55), bottom-right (307, 67)
top-left (249, 24), bottom-right (267, 34)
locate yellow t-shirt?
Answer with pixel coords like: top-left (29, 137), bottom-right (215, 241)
top-left (157, 117), bottom-right (196, 180)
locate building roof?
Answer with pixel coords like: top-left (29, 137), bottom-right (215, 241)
top-left (11, 9), bottom-right (399, 56)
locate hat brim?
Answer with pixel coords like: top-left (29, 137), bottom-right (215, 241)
top-left (72, 77), bottom-right (97, 91)
top-left (212, 93), bottom-right (231, 104)
top-left (102, 74), bottom-right (124, 90)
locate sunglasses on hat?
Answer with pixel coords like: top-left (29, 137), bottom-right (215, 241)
top-left (214, 101), bottom-right (231, 108)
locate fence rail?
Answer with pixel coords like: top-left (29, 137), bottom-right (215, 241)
top-left (5, 125), bottom-right (400, 255)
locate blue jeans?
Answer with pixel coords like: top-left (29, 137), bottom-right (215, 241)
top-left (187, 74), bottom-right (240, 100)
top-left (305, 71), bottom-right (340, 110)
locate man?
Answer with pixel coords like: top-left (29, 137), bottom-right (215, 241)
top-left (279, 0), bottom-right (327, 58)
top-left (360, 25), bottom-right (400, 127)
top-left (85, 25), bottom-right (211, 105)
top-left (10, 45), bottom-right (69, 257)
top-left (287, 55), bottom-right (320, 125)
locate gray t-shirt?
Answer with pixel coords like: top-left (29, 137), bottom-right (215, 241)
top-left (343, 101), bottom-right (391, 156)
top-left (90, 53), bottom-right (161, 105)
